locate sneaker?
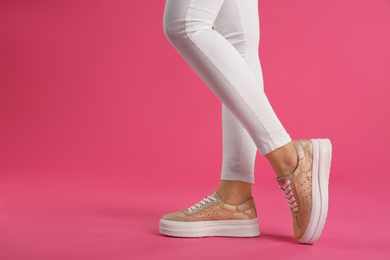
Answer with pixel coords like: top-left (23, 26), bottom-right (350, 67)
top-left (159, 192), bottom-right (260, 237)
top-left (277, 139), bottom-right (332, 244)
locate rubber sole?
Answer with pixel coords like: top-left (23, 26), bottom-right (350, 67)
top-left (298, 138), bottom-right (332, 244)
top-left (159, 218), bottom-right (260, 238)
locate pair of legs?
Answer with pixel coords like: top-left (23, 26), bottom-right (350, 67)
top-left (163, 0), bottom-right (298, 200)
top-left (161, 0), bottom-right (332, 243)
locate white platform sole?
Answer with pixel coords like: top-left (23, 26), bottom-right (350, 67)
top-left (159, 218), bottom-right (260, 238)
top-left (298, 138), bottom-right (332, 244)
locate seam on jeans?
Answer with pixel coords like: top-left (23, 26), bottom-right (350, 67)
top-left (236, 0), bottom-right (250, 174)
top-left (221, 105), bottom-right (245, 178)
top-left (184, 0), bottom-right (275, 150)
top-left (238, 121), bottom-right (246, 175)
top-left (236, 0), bottom-right (249, 65)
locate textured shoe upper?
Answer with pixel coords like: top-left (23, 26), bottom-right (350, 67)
top-left (276, 139), bottom-right (313, 240)
top-left (162, 192), bottom-right (257, 222)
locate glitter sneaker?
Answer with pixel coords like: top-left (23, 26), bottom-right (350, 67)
top-left (277, 139), bottom-right (332, 244)
top-left (159, 192), bottom-right (260, 237)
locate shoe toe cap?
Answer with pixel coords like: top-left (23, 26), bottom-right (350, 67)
top-left (162, 211), bottom-right (188, 222)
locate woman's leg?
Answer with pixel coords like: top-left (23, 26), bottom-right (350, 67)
top-left (163, 0), bottom-right (292, 156)
top-left (216, 0), bottom-right (259, 186)
top-left (214, 0), bottom-right (260, 204)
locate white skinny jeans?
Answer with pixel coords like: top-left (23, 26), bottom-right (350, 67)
top-left (163, 0), bottom-right (292, 183)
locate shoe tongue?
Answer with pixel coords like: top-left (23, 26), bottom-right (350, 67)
top-left (210, 192), bottom-right (221, 201)
top-left (276, 176), bottom-right (291, 187)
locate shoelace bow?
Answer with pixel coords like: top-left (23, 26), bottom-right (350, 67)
top-left (187, 196), bottom-right (218, 213)
top-left (280, 179), bottom-right (299, 212)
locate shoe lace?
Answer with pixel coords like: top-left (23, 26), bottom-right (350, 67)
top-left (280, 179), bottom-right (299, 212)
top-left (187, 195), bottom-right (218, 213)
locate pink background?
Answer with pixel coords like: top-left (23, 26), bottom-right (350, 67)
top-left (1, 0), bottom-right (390, 259)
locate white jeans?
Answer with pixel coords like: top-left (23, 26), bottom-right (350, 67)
top-left (163, 0), bottom-right (292, 183)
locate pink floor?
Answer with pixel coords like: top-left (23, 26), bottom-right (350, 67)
top-left (1, 169), bottom-right (389, 260)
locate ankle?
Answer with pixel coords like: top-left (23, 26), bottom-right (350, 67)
top-left (277, 157), bottom-right (298, 177)
top-left (265, 141), bottom-right (299, 178)
top-left (217, 180), bottom-right (252, 205)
